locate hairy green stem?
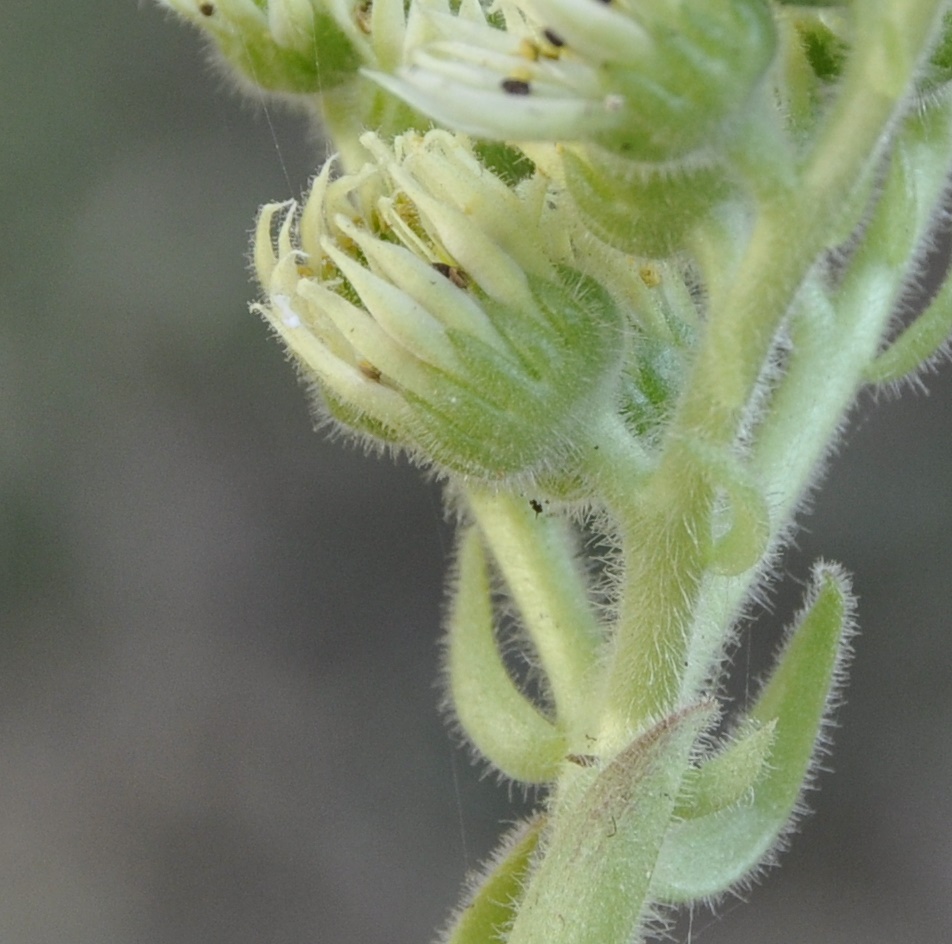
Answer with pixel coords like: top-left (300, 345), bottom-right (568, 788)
top-left (465, 486), bottom-right (603, 740)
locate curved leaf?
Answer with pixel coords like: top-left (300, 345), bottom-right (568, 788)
top-left (445, 527), bottom-right (565, 783)
top-left (651, 564), bottom-right (854, 902)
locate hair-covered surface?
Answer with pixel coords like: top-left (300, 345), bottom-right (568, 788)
top-left (1, 2), bottom-right (951, 943)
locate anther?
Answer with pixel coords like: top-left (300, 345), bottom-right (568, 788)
top-left (501, 78), bottom-right (531, 96)
top-left (433, 262), bottom-right (469, 289)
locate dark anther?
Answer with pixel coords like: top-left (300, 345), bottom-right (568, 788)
top-left (501, 77), bottom-right (531, 96)
top-left (357, 360), bottom-right (382, 382)
top-left (529, 499), bottom-right (543, 515)
top-left (543, 28), bottom-right (565, 47)
top-left (433, 262), bottom-right (469, 289)
top-left (355, 0), bottom-right (373, 34)
top-left (199, 2), bottom-right (215, 15)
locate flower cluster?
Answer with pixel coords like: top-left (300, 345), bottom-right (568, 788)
top-left (253, 130), bottom-right (625, 480)
top-left (156, 2), bottom-right (952, 943)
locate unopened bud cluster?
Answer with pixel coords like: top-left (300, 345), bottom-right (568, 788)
top-left (254, 130), bottom-right (625, 480)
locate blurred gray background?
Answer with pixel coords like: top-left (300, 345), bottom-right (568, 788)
top-left (2, 3), bottom-right (950, 943)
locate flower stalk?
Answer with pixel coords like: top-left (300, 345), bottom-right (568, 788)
top-left (155, 1), bottom-right (952, 942)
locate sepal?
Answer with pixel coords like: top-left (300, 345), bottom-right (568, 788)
top-left (562, 147), bottom-right (730, 259)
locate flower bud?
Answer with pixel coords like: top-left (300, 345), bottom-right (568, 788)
top-left (253, 130), bottom-right (626, 480)
top-left (157, 0), bottom-right (363, 94)
top-left (562, 147), bottom-right (730, 258)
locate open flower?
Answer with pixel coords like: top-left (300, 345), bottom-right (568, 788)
top-left (253, 130), bottom-right (625, 480)
top-left (371, 0), bottom-right (777, 163)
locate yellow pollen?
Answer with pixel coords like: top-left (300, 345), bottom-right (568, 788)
top-left (518, 39), bottom-right (540, 62)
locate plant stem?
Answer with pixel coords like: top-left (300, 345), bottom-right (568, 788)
top-left (465, 486), bottom-right (603, 741)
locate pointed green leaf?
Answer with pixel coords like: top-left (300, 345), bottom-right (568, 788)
top-left (445, 527), bottom-right (565, 784)
top-left (864, 269), bottom-right (952, 384)
top-left (443, 817), bottom-right (544, 944)
top-left (651, 564), bottom-right (854, 902)
top-left (507, 702), bottom-right (716, 944)
top-left (673, 720), bottom-right (776, 821)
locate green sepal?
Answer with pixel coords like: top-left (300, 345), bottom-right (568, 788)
top-left (402, 271), bottom-right (624, 480)
top-left (442, 817), bottom-right (544, 944)
top-left (650, 564), bottom-right (853, 902)
top-left (593, 0), bottom-right (778, 163)
top-left (320, 390), bottom-right (404, 447)
top-left (563, 147), bottom-right (730, 259)
top-left (673, 720), bottom-right (776, 820)
top-left (445, 527), bottom-right (565, 784)
top-left (507, 703), bottom-right (716, 944)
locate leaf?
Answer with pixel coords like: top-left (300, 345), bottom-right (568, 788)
top-left (507, 702), bottom-right (716, 944)
top-left (443, 817), bottom-right (544, 944)
top-left (673, 720), bottom-right (776, 821)
top-left (445, 527), bottom-right (565, 784)
top-left (650, 564), bottom-right (854, 902)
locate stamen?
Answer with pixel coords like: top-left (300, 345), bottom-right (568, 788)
top-left (501, 78), bottom-right (532, 96)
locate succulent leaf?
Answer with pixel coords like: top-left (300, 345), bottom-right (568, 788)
top-left (442, 817), bottom-right (545, 944)
top-left (507, 703), bottom-right (716, 944)
top-left (651, 565), bottom-right (854, 902)
top-left (446, 527), bottom-right (565, 784)
top-left (673, 720), bottom-right (776, 821)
